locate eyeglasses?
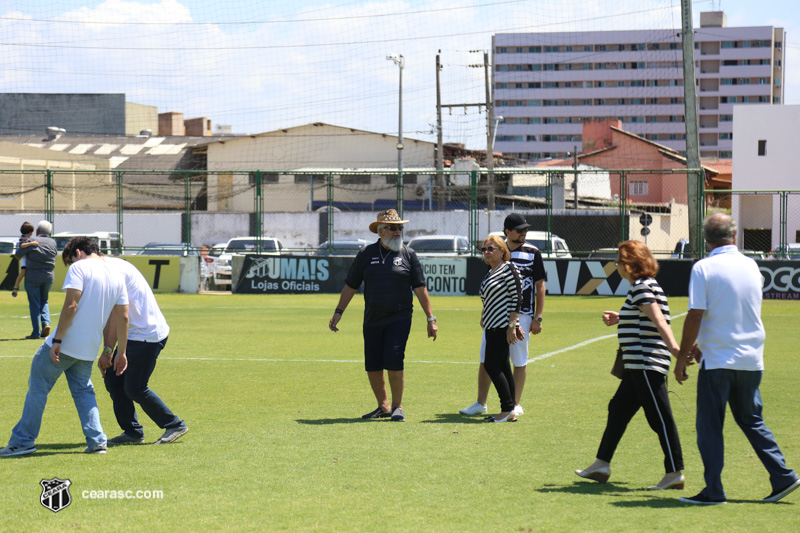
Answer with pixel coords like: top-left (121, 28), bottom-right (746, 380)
top-left (481, 246), bottom-right (498, 253)
top-left (383, 225), bottom-right (403, 231)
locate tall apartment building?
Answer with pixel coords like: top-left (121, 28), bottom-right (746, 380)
top-left (492, 12), bottom-right (785, 161)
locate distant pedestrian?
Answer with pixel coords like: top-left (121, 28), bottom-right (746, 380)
top-left (14, 220), bottom-right (57, 339)
top-left (329, 209), bottom-right (437, 422)
top-left (677, 213), bottom-right (800, 505)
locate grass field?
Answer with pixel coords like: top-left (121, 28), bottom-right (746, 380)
top-left (1, 292), bottom-right (799, 532)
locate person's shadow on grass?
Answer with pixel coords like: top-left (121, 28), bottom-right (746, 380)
top-left (419, 413), bottom-right (488, 424)
top-left (1, 443), bottom-right (84, 458)
top-left (296, 418), bottom-right (384, 425)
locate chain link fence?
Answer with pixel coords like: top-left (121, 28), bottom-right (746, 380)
top-left (3, 168), bottom-right (798, 260)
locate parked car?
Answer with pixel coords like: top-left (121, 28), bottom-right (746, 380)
top-left (137, 243), bottom-right (198, 256)
top-left (767, 243), bottom-right (800, 260)
top-left (215, 237), bottom-right (284, 287)
top-left (315, 238), bottom-right (370, 256)
top-left (54, 231), bottom-right (122, 255)
top-left (587, 248), bottom-right (618, 260)
top-left (0, 237), bottom-right (19, 255)
top-left (407, 235), bottom-right (471, 256)
top-left (489, 231), bottom-right (572, 258)
top-left (671, 238), bottom-right (692, 259)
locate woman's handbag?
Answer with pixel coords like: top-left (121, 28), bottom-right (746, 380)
top-left (611, 347), bottom-right (624, 379)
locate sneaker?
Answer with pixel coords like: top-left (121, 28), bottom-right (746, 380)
top-left (41, 324), bottom-right (51, 337)
top-left (513, 405), bottom-right (524, 416)
top-left (24, 334), bottom-right (41, 340)
top-left (155, 424), bottom-right (189, 444)
top-left (362, 407), bottom-right (392, 419)
top-left (391, 407), bottom-right (405, 422)
top-left (85, 444), bottom-right (107, 454)
top-left (459, 402), bottom-right (488, 415)
top-left (679, 493), bottom-right (726, 505)
top-left (0, 445), bottom-right (37, 457)
top-left (763, 478), bottom-right (800, 503)
top-left (108, 433), bottom-right (146, 446)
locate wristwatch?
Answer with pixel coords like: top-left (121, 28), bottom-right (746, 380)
top-left (102, 346), bottom-right (114, 354)
top-left (535, 316), bottom-right (543, 323)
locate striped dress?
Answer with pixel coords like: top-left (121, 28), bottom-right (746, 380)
top-left (617, 277), bottom-right (671, 375)
top-left (480, 262), bottom-right (522, 330)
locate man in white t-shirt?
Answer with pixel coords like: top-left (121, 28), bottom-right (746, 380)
top-left (676, 213), bottom-right (799, 505)
top-left (99, 256), bottom-right (188, 445)
top-left (0, 237), bottom-right (129, 457)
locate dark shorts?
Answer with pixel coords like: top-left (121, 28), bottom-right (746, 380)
top-left (362, 318), bottom-right (412, 372)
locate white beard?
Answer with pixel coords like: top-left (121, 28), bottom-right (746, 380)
top-left (382, 235), bottom-right (402, 252)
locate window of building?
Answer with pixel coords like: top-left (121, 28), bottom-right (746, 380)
top-left (526, 135), bottom-right (537, 141)
top-left (249, 171), bottom-right (281, 185)
top-left (758, 140), bottom-right (767, 156)
top-left (293, 174), bottom-right (325, 185)
top-left (340, 174), bottom-right (371, 185)
top-left (497, 47), bottom-right (508, 53)
top-left (515, 47), bottom-right (524, 53)
top-left (595, 45), bottom-right (606, 51)
top-left (629, 181), bottom-right (648, 196)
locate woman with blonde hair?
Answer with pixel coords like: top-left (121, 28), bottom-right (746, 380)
top-left (478, 234), bottom-right (523, 423)
top-left (575, 240), bottom-right (685, 490)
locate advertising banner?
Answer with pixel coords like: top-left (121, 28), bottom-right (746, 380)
top-left (0, 255), bottom-right (181, 293)
top-left (234, 255), bottom-right (350, 294)
top-left (225, 254), bottom-right (800, 299)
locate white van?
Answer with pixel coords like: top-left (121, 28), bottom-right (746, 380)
top-left (53, 232), bottom-right (123, 255)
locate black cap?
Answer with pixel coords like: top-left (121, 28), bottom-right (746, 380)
top-left (504, 213), bottom-right (532, 231)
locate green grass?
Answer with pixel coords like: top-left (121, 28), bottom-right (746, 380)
top-left (1, 293), bottom-right (799, 532)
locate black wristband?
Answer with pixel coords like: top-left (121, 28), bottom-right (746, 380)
top-left (334, 308), bottom-right (344, 315)
top-left (52, 339), bottom-right (62, 344)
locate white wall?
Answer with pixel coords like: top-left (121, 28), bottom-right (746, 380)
top-left (733, 105), bottom-right (800, 246)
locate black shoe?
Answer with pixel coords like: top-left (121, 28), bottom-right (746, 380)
top-left (763, 478), bottom-right (800, 503)
top-left (390, 407), bottom-right (405, 422)
top-left (362, 407), bottom-right (392, 419)
top-left (679, 493), bottom-right (726, 505)
top-left (24, 335), bottom-right (41, 340)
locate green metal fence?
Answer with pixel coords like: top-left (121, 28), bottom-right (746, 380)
top-left (4, 168), bottom-right (795, 259)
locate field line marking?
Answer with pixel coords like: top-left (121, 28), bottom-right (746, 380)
top-left (0, 312), bottom-right (690, 365)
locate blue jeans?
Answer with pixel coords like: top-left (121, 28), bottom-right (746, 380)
top-left (696, 367), bottom-right (798, 500)
top-left (103, 337), bottom-right (182, 438)
top-left (7, 343), bottom-right (106, 449)
top-left (24, 278), bottom-right (52, 337)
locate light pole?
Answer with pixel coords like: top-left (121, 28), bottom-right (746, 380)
top-left (387, 53), bottom-right (404, 216)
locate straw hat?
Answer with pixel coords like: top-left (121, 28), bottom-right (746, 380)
top-left (369, 209), bottom-right (410, 233)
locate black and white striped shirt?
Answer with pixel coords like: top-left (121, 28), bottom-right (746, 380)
top-left (510, 243), bottom-right (546, 316)
top-left (480, 262), bottom-right (522, 330)
top-left (617, 277), bottom-right (672, 374)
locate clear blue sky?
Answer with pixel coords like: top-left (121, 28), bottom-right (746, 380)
top-left (1, 0), bottom-right (797, 147)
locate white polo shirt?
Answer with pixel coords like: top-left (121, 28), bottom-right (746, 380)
top-left (688, 245), bottom-right (765, 371)
top-left (46, 257), bottom-right (128, 361)
top-left (104, 257), bottom-right (170, 342)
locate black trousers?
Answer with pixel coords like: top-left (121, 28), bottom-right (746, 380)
top-left (483, 328), bottom-right (516, 412)
top-left (597, 368), bottom-right (684, 473)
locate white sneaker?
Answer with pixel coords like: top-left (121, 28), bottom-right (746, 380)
top-left (513, 405), bottom-right (524, 416)
top-left (459, 402), bottom-right (488, 415)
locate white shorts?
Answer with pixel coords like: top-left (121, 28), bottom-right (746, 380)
top-left (480, 313), bottom-right (532, 367)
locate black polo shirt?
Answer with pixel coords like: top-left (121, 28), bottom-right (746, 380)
top-left (345, 241), bottom-right (426, 327)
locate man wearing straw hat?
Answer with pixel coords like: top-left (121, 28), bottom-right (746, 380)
top-left (329, 209), bottom-right (438, 422)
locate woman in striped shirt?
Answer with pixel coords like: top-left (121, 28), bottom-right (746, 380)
top-left (575, 240), bottom-right (685, 490)
top-left (479, 235), bottom-right (523, 423)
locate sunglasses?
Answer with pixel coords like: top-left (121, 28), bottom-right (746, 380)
top-left (481, 246), bottom-right (498, 253)
top-left (383, 225), bottom-right (403, 231)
